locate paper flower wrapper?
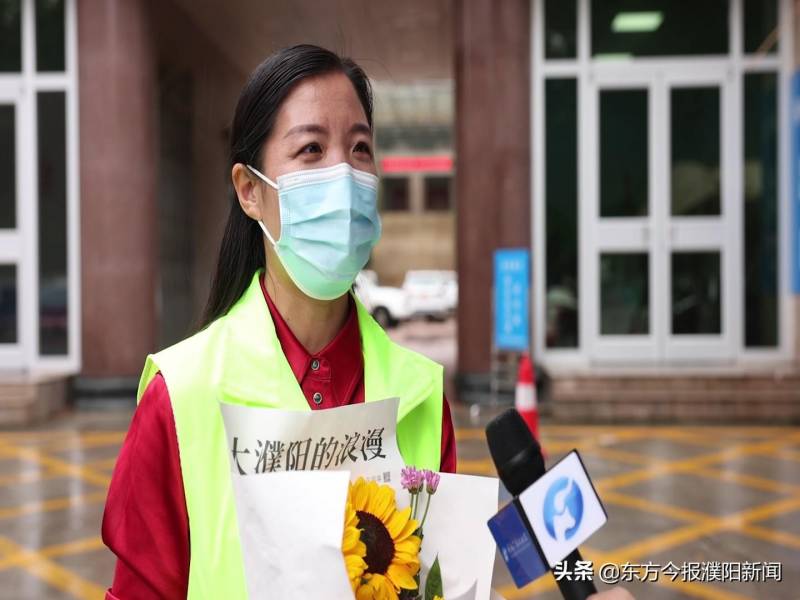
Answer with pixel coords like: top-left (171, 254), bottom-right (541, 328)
top-left (221, 398), bottom-right (501, 599)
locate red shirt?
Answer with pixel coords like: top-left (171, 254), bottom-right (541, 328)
top-left (102, 278), bottom-right (457, 599)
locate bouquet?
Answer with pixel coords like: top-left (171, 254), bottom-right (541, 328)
top-left (344, 467), bottom-right (444, 600)
top-left (221, 398), bottom-right (499, 599)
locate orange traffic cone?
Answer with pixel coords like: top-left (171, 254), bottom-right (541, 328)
top-left (515, 353), bottom-right (540, 443)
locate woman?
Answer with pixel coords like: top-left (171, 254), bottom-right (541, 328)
top-left (102, 44), bottom-right (634, 600)
top-left (102, 45), bottom-right (455, 599)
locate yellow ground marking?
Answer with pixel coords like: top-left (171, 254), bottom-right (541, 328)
top-left (37, 432), bottom-right (125, 452)
top-left (560, 429), bottom-right (661, 446)
top-left (0, 442), bottom-right (111, 488)
top-left (0, 468), bottom-right (52, 487)
top-left (582, 446), bottom-right (656, 466)
top-left (454, 427), bottom-right (655, 445)
top-left (494, 431), bottom-right (800, 600)
top-left (456, 458), bottom-right (496, 476)
top-left (646, 429), bottom-right (731, 448)
top-left (598, 495), bottom-right (800, 562)
top-left (0, 432), bottom-right (75, 442)
top-left (541, 441), bottom-right (581, 453)
top-left (460, 448), bottom-right (650, 477)
top-left (537, 425), bottom-right (795, 436)
top-left (741, 524), bottom-right (800, 551)
top-left (39, 537), bottom-right (105, 560)
top-left (0, 490), bottom-right (107, 521)
top-left (83, 457), bottom-right (117, 470)
top-left (694, 466), bottom-right (800, 495)
top-left (0, 536), bottom-right (105, 599)
top-left (601, 490), bottom-right (711, 523)
top-left (603, 490), bottom-right (800, 552)
top-left (537, 426), bottom-right (663, 435)
top-left (0, 536), bottom-right (105, 570)
top-left (593, 436), bottom-right (798, 493)
top-left (770, 448), bottom-right (800, 463)
top-left (0, 424), bottom-right (790, 600)
top-left (454, 428), bottom-right (487, 442)
top-left (452, 444), bottom-right (633, 475)
top-left (587, 441), bottom-right (800, 497)
top-left (0, 429), bottom-right (126, 440)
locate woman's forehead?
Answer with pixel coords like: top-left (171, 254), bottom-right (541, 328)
top-left (274, 72), bottom-right (369, 134)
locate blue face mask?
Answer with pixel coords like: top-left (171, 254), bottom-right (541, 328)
top-left (246, 162), bottom-right (382, 300)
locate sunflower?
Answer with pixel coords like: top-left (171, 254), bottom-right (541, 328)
top-left (348, 478), bottom-right (422, 600)
top-left (342, 500), bottom-right (368, 592)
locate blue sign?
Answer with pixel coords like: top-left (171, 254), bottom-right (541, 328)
top-left (793, 70), bottom-right (800, 294)
top-left (543, 477), bottom-right (584, 542)
top-left (487, 500), bottom-right (548, 588)
top-left (493, 249), bottom-right (531, 350)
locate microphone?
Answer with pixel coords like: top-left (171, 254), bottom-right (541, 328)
top-left (486, 409), bottom-right (598, 600)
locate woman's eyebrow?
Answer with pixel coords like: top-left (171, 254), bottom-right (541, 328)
top-left (283, 124), bottom-right (328, 138)
top-left (350, 123), bottom-right (372, 136)
top-left (282, 122), bottom-right (371, 139)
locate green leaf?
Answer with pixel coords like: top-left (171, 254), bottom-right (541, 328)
top-left (424, 555), bottom-right (443, 600)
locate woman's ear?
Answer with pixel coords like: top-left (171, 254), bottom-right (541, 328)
top-left (231, 163), bottom-right (265, 221)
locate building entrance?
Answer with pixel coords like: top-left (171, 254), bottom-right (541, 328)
top-left (534, 0), bottom-right (791, 370)
top-left (585, 66), bottom-right (737, 364)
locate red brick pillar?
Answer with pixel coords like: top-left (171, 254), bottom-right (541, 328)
top-left (454, 0), bottom-right (531, 400)
top-left (78, 0), bottom-right (157, 380)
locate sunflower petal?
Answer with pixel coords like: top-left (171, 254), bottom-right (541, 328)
top-left (351, 479), bottom-right (369, 511)
top-left (385, 507), bottom-right (412, 538)
top-left (394, 517), bottom-right (420, 542)
top-left (371, 487), bottom-right (395, 520)
top-left (386, 563), bottom-right (418, 590)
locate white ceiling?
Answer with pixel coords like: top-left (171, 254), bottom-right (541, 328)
top-left (171, 0), bottom-right (454, 83)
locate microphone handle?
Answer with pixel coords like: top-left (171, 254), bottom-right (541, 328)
top-left (555, 549), bottom-right (597, 600)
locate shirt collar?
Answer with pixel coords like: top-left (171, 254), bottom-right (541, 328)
top-left (259, 274), bottom-right (363, 403)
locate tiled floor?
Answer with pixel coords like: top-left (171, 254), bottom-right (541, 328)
top-left (0, 405), bottom-right (798, 599)
top-left (458, 405), bottom-right (800, 600)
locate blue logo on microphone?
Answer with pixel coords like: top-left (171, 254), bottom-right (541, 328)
top-left (542, 477), bottom-right (584, 542)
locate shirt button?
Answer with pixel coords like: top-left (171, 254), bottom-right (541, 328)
top-left (312, 392), bottom-right (323, 405)
top-left (311, 359), bottom-right (320, 371)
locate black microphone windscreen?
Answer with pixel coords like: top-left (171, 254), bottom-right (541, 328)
top-left (486, 409), bottom-right (546, 496)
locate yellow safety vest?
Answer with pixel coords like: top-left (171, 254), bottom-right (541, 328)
top-left (136, 270), bottom-right (443, 599)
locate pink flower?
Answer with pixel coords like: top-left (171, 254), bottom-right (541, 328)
top-left (423, 470), bottom-right (441, 494)
top-left (401, 466), bottom-right (424, 492)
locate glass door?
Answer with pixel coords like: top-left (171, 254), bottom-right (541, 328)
top-left (585, 73), bottom-right (659, 363)
top-left (661, 71), bottom-right (735, 362)
top-left (0, 90), bottom-right (26, 369)
top-left (586, 68), bottom-right (736, 364)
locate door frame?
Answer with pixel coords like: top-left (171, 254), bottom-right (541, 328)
top-left (583, 65), bottom-right (739, 365)
top-left (0, 89), bottom-right (31, 370)
top-left (531, 0), bottom-right (795, 372)
top-left (583, 69), bottom-right (660, 364)
top-left (0, 0), bottom-right (81, 375)
top-left (660, 69), bottom-right (738, 363)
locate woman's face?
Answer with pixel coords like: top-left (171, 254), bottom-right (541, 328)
top-left (234, 71), bottom-right (375, 246)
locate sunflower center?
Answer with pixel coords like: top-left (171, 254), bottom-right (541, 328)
top-left (356, 510), bottom-right (395, 575)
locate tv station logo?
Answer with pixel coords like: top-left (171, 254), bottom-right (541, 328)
top-left (543, 477), bottom-right (584, 543)
top-left (519, 451), bottom-right (607, 568)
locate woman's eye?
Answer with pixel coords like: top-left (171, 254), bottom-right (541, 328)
top-left (300, 142), bottom-right (322, 154)
top-left (354, 141), bottom-right (372, 156)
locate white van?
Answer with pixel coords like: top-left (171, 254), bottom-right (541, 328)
top-left (353, 271), bottom-right (413, 329)
top-left (402, 270), bottom-right (458, 320)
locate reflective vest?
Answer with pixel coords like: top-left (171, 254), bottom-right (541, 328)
top-left (136, 270), bottom-right (443, 599)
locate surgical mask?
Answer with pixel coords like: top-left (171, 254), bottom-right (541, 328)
top-left (246, 162), bottom-right (382, 300)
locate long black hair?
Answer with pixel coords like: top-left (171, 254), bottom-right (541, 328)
top-left (200, 45), bottom-right (373, 328)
